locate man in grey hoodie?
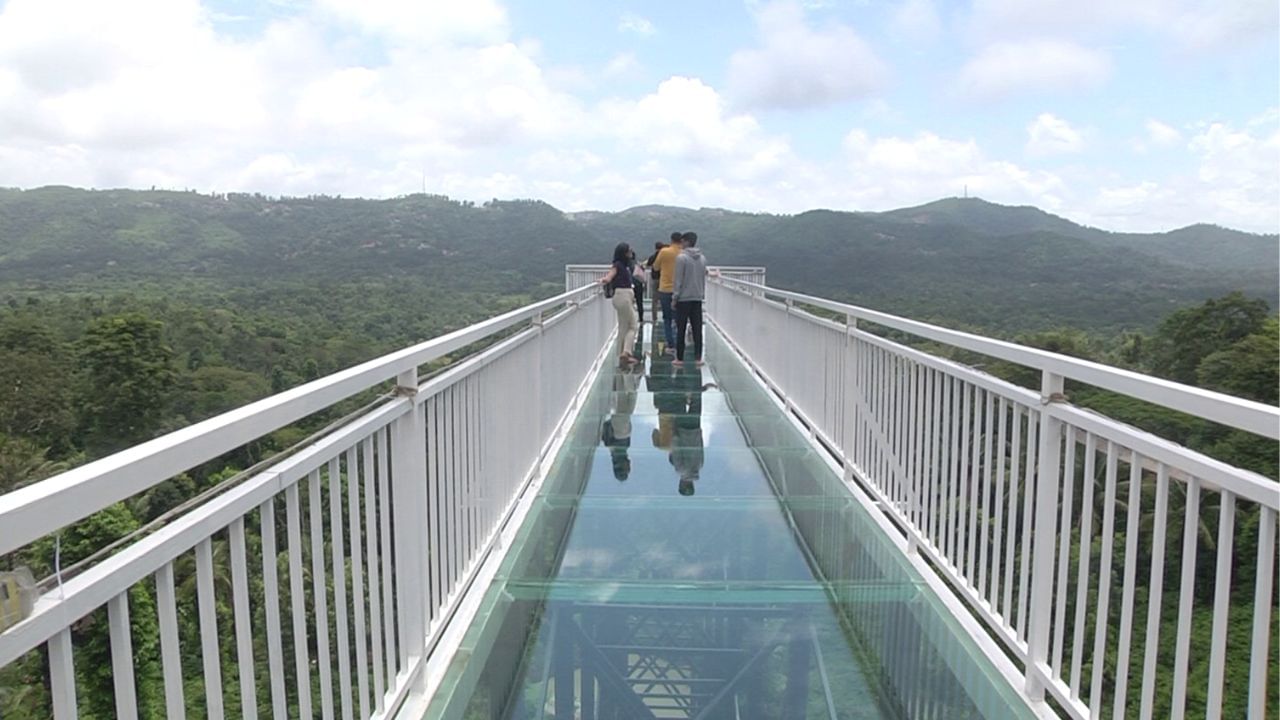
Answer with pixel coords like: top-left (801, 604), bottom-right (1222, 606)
top-left (671, 231), bottom-right (708, 365)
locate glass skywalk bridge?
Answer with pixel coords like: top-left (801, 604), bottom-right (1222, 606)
top-left (420, 325), bottom-right (1040, 719)
top-left (0, 267), bottom-right (1275, 720)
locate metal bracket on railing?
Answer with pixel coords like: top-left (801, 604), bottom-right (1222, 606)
top-left (0, 568), bottom-right (36, 633)
top-left (531, 311), bottom-right (545, 329)
top-left (394, 368), bottom-right (420, 398)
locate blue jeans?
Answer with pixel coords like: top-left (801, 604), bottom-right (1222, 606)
top-left (658, 291), bottom-right (675, 348)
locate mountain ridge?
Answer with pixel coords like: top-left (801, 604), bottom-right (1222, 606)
top-left (605, 196), bottom-right (1277, 241)
top-left (0, 186), bottom-right (1274, 334)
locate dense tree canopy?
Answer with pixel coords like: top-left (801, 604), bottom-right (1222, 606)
top-left (1147, 291), bottom-right (1270, 385)
top-left (78, 314), bottom-right (176, 452)
top-left (1198, 316), bottom-right (1279, 404)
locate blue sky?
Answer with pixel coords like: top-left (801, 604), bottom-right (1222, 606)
top-left (0, 0), bottom-right (1276, 232)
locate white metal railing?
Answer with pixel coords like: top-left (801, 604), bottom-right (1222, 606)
top-left (564, 264), bottom-right (765, 293)
top-left (0, 283), bottom-right (613, 720)
top-left (707, 276), bottom-right (1279, 720)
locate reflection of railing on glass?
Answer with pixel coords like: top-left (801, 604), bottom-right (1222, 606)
top-left (706, 274), bottom-right (1278, 720)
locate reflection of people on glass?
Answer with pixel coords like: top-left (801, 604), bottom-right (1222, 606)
top-left (648, 353), bottom-right (678, 454)
top-left (670, 366), bottom-right (711, 496)
top-left (602, 363), bottom-right (639, 480)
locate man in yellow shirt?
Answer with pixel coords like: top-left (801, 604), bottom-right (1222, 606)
top-left (652, 232), bottom-right (683, 353)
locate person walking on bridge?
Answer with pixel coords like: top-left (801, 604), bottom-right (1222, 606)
top-left (599, 242), bottom-right (640, 364)
top-left (671, 231), bottom-right (707, 366)
top-left (628, 247), bottom-right (646, 323)
top-left (652, 232), bottom-right (683, 354)
top-left (644, 238), bottom-right (668, 325)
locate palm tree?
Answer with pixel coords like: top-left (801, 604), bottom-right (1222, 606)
top-left (0, 435), bottom-right (65, 495)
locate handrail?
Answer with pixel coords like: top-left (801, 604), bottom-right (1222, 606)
top-left (0, 400), bottom-right (411, 669)
top-left (0, 282), bottom-right (602, 557)
top-left (564, 264), bottom-right (766, 274)
top-left (713, 276), bottom-right (1280, 440)
top-left (750, 289), bottom-right (1277, 507)
top-left (707, 274), bottom-right (1278, 718)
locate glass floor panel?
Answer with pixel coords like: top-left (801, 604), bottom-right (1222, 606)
top-left (422, 324), bottom-right (1036, 720)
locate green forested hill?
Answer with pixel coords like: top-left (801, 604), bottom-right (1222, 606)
top-left (0, 187), bottom-right (600, 296)
top-left (878, 196), bottom-right (1102, 238)
top-left (570, 199), bottom-right (1277, 333)
top-left (875, 197), bottom-right (1278, 273)
top-left (1, 187), bottom-right (1275, 335)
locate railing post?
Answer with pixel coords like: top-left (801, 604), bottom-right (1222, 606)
top-left (532, 311), bottom-right (544, 446)
top-left (784, 298), bottom-right (795, 394)
top-left (391, 368), bottom-right (428, 668)
top-left (1025, 371), bottom-right (1064, 700)
top-left (843, 312), bottom-right (857, 484)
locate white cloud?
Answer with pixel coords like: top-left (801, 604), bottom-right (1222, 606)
top-left (316, 0), bottom-right (508, 45)
top-left (968, 0), bottom-right (1154, 40)
top-left (956, 40), bottom-right (1110, 99)
top-left (542, 52), bottom-right (641, 92)
top-left (0, 0), bottom-right (270, 150)
top-left (602, 76), bottom-right (793, 179)
top-left (1145, 119), bottom-right (1182, 146)
top-left (861, 98), bottom-right (898, 122)
top-left (1165, 1), bottom-right (1279, 50)
top-left (285, 41), bottom-right (579, 150)
top-left (842, 129), bottom-right (1067, 210)
top-left (603, 52), bottom-right (640, 78)
top-left (845, 130), bottom-right (980, 176)
top-left (1188, 120), bottom-right (1280, 225)
top-left (967, 0), bottom-right (1278, 52)
top-left (0, 0), bottom-right (1273, 236)
top-left (1026, 113), bottom-right (1084, 155)
top-left (0, 0), bottom-right (581, 195)
top-left (525, 149), bottom-right (604, 175)
top-left (1248, 107), bottom-right (1280, 128)
top-left (1085, 116), bottom-right (1279, 232)
top-left (891, 0), bottom-right (942, 42)
top-left (727, 2), bottom-right (886, 110)
top-left (833, 123), bottom-right (1274, 234)
top-left (618, 13), bottom-right (654, 36)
